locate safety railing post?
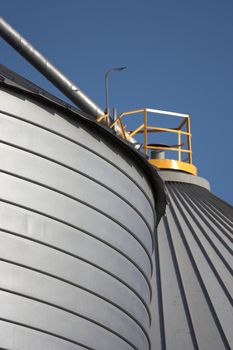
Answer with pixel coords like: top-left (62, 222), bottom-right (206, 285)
top-left (187, 116), bottom-right (192, 164)
top-left (178, 130), bottom-right (181, 161)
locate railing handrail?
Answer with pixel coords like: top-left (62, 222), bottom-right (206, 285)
top-left (107, 108), bottom-right (193, 164)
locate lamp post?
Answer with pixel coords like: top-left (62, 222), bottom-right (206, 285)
top-left (105, 66), bottom-right (127, 116)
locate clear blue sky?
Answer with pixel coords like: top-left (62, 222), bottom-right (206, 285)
top-left (1, 0), bottom-right (233, 204)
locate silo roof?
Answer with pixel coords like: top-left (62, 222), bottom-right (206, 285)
top-left (152, 172), bottom-right (233, 349)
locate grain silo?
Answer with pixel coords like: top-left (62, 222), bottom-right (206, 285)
top-left (0, 17), bottom-right (167, 350)
top-left (0, 17), bottom-right (232, 350)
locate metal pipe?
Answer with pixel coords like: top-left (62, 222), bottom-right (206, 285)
top-left (0, 17), bottom-right (139, 147)
top-left (0, 17), bottom-right (104, 118)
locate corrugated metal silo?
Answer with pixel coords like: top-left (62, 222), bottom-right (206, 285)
top-left (0, 65), bottom-right (166, 350)
top-left (150, 170), bottom-right (233, 350)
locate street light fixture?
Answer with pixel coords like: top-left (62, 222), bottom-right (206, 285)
top-left (105, 66), bottom-right (127, 116)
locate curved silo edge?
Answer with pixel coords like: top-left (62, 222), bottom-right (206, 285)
top-left (0, 64), bottom-right (167, 227)
top-left (0, 64), bottom-right (96, 123)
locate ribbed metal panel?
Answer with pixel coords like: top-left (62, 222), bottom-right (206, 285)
top-left (0, 83), bottom-right (159, 350)
top-left (150, 178), bottom-right (233, 350)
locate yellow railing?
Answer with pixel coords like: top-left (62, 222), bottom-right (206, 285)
top-left (107, 108), bottom-right (193, 164)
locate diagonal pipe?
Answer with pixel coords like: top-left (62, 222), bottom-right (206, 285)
top-left (0, 17), bottom-right (105, 119)
top-left (0, 17), bottom-right (139, 146)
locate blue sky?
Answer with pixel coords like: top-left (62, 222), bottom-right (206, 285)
top-left (1, 0), bottom-right (233, 204)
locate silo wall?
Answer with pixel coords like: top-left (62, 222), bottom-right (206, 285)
top-left (0, 84), bottom-right (160, 350)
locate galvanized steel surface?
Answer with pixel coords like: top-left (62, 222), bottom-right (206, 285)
top-left (150, 178), bottom-right (233, 350)
top-left (0, 85), bottom-right (157, 350)
top-left (1, 63), bottom-right (232, 350)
